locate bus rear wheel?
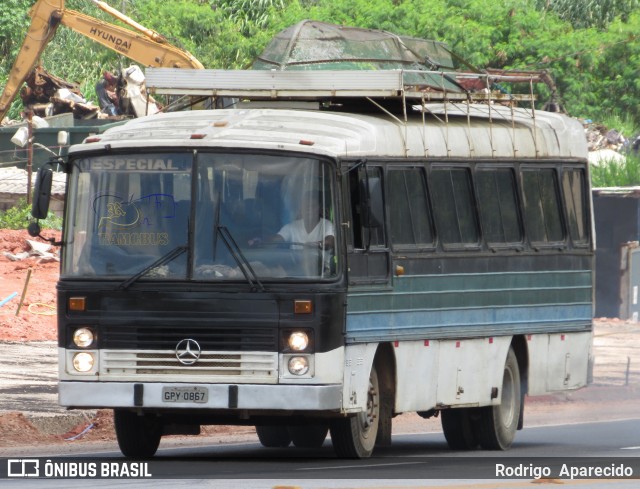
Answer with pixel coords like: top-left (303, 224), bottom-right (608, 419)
top-left (475, 347), bottom-right (521, 450)
top-left (256, 425), bottom-right (291, 447)
top-left (113, 409), bottom-right (162, 458)
top-left (441, 407), bottom-right (478, 450)
top-left (330, 366), bottom-right (380, 458)
top-left (288, 422), bottom-right (329, 448)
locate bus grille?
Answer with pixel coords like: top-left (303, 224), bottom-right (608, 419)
top-left (101, 350), bottom-right (277, 381)
top-left (100, 325), bottom-right (278, 352)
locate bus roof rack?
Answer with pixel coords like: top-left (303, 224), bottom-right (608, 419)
top-left (144, 68), bottom-right (545, 105)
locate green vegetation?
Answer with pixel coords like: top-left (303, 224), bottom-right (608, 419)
top-left (1, 0), bottom-right (638, 124)
top-left (591, 154), bottom-right (640, 188)
top-left (600, 111), bottom-right (638, 143)
top-left (0, 198), bottom-right (62, 230)
top-left (591, 111), bottom-right (640, 187)
top-left (1, 0), bottom-right (640, 185)
top-left (534, 0), bottom-right (639, 29)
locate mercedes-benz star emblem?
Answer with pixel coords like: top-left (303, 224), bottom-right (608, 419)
top-left (175, 339), bottom-right (201, 366)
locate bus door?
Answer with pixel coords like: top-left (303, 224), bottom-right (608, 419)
top-left (345, 164), bottom-right (390, 286)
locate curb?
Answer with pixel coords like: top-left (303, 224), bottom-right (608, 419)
top-left (25, 411), bottom-right (98, 436)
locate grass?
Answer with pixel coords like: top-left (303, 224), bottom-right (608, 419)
top-left (0, 198), bottom-right (62, 230)
top-left (589, 110), bottom-right (640, 188)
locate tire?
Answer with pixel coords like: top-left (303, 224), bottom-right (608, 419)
top-left (476, 348), bottom-right (521, 450)
top-left (441, 407), bottom-right (478, 450)
top-left (113, 409), bottom-right (162, 458)
top-left (375, 391), bottom-right (393, 447)
top-left (256, 425), bottom-right (291, 448)
top-left (330, 365), bottom-right (380, 458)
top-left (288, 422), bottom-right (329, 448)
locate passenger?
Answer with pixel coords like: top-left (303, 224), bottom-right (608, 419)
top-left (95, 71), bottom-right (120, 116)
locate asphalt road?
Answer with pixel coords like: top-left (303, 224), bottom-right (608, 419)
top-left (3, 418), bottom-right (640, 488)
top-left (0, 341), bottom-right (60, 415)
top-left (2, 339), bottom-right (640, 487)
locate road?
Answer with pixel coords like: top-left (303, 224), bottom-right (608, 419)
top-left (2, 321), bottom-right (640, 487)
top-left (4, 418), bottom-right (640, 488)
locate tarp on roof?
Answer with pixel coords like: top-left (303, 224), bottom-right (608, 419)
top-left (252, 20), bottom-right (463, 92)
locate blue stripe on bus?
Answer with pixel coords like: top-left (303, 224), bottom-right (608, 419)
top-left (349, 270), bottom-right (592, 296)
top-left (345, 270), bottom-right (593, 341)
top-left (345, 304), bottom-right (592, 341)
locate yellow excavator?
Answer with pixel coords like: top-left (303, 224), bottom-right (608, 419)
top-left (0, 0), bottom-right (204, 122)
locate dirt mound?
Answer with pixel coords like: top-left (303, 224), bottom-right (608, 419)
top-left (0, 229), bottom-right (60, 341)
top-left (0, 412), bottom-right (51, 444)
top-left (0, 409), bottom-right (250, 449)
top-left (57, 410), bottom-right (116, 443)
top-left (0, 410), bottom-right (117, 448)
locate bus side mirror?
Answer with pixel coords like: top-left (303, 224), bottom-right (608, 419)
top-left (27, 221), bottom-right (42, 238)
top-left (32, 165), bottom-right (53, 220)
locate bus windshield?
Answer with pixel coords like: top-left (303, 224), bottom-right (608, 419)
top-left (62, 152), bottom-right (337, 282)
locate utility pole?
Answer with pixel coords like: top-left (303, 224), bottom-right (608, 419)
top-left (26, 110), bottom-right (33, 205)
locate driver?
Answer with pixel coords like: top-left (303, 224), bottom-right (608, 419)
top-left (249, 193), bottom-right (334, 249)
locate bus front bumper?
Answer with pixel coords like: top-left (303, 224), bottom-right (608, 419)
top-left (59, 381), bottom-right (343, 411)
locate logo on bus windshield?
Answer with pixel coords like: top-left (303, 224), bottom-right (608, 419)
top-left (175, 339), bottom-right (201, 365)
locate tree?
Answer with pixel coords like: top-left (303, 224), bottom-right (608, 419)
top-left (534, 0), bottom-right (640, 29)
top-left (1, 0), bottom-right (639, 130)
top-left (0, 0), bottom-right (32, 61)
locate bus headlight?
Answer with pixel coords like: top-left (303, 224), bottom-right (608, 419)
top-left (288, 356), bottom-right (309, 376)
top-left (288, 331), bottom-right (309, 351)
top-left (73, 328), bottom-right (94, 348)
top-left (72, 352), bottom-right (95, 372)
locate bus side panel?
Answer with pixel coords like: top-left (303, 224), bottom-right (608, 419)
top-left (434, 337), bottom-right (511, 408)
top-left (393, 340), bottom-right (439, 412)
top-left (393, 337), bottom-right (511, 412)
top-left (527, 331), bottom-right (593, 395)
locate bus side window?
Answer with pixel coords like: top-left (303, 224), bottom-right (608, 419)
top-left (348, 169), bottom-right (362, 249)
top-left (347, 165), bottom-right (389, 283)
top-left (522, 168), bottom-right (564, 245)
top-left (562, 168), bottom-right (589, 246)
top-left (387, 167), bottom-right (434, 249)
top-left (430, 167), bottom-right (479, 247)
top-left (349, 166), bottom-right (386, 249)
top-left (476, 168), bottom-right (523, 245)
top-left (363, 168), bottom-right (385, 248)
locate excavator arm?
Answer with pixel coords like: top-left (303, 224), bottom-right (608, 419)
top-left (0, 0), bottom-right (63, 122)
top-left (60, 6), bottom-right (204, 70)
top-left (0, 0), bottom-right (203, 122)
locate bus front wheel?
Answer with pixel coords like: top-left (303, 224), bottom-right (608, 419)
top-left (330, 366), bottom-right (380, 458)
top-left (476, 347), bottom-right (521, 450)
top-left (113, 409), bottom-right (162, 458)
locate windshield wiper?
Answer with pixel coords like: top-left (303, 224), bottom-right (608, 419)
top-left (217, 225), bottom-right (265, 292)
top-left (118, 245), bottom-right (187, 290)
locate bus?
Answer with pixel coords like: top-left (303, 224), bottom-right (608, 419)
top-left (31, 69), bottom-right (593, 458)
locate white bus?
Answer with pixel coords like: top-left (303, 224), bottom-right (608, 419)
top-left (32, 69), bottom-right (593, 458)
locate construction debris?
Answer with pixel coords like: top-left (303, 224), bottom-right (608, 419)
top-left (3, 64), bottom-right (158, 126)
top-left (584, 120), bottom-right (640, 166)
top-left (119, 65), bottom-right (160, 117)
top-left (18, 66), bottom-right (100, 120)
top-left (585, 122), bottom-right (627, 152)
top-left (1, 238), bottom-right (58, 263)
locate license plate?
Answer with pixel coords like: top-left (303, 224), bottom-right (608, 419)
top-left (162, 386), bottom-right (208, 403)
